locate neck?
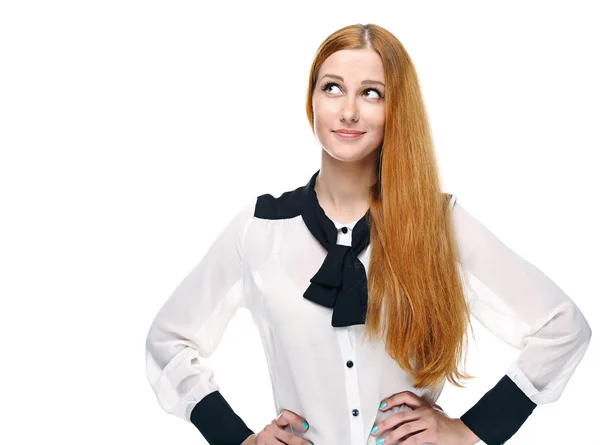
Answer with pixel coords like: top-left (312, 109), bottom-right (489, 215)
top-left (315, 149), bottom-right (379, 223)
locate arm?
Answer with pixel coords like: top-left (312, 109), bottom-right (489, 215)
top-left (450, 197), bottom-right (592, 445)
top-left (145, 202), bottom-right (256, 445)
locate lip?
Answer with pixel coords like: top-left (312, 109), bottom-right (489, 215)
top-left (333, 129), bottom-right (365, 139)
top-left (333, 129), bottom-right (365, 134)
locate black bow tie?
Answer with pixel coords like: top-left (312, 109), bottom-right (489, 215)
top-left (301, 170), bottom-right (371, 327)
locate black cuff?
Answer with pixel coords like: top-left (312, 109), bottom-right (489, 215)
top-left (460, 374), bottom-right (537, 445)
top-left (190, 390), bottom-right (254, 445)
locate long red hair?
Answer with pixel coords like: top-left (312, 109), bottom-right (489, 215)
top-left (305, 23), bottom-right (474, 389)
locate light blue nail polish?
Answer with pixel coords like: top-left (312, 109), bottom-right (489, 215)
top-left (301, 422), bottom-right (309, 429)
top-left (370, 426), bottom-right (378, 434)
top-left (376, 438), bottom-right (385, 445)
top-left (379, 402), bottom-right (387, 410)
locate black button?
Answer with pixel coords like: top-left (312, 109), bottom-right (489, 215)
top-left (352, 409), bottom-right (359, 416)
top-left (346, 360), bottom-right (354, 368)
top-left (341, 226), bottom-right (348, 234)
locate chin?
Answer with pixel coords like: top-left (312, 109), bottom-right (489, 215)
top-left (325, 146), bottom-right (374, 163)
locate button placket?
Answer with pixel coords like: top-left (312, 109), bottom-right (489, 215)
top-left (336, 328), bottom-right (363, 445)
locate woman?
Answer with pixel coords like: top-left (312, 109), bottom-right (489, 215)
top-left (145, 23), bottom-right (591, 445)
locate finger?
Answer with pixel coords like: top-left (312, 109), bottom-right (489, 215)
top-left (256, 425), bottom-right (287, 445)
top-left (381, 391), bottom-right (426, 411)
top-left (260, 432), bottom-right (294, 445)
top-left (387, 418), bottom-right (428, 444)
top-left (371, 409), bottom-right (421, 435)
top-left (272, 426), bottom-right (313, 445)
top-left (275, 409), bottom-right (310, 433)
top-left (399, 429), bottom-right (430, 445)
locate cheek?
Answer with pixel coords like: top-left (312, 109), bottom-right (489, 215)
top-left (366, 107), bottom-right (385, 128)
top-left (313, 102), bottom-right (335, 132)
top-left (313, 98), bottom-right (335, 120)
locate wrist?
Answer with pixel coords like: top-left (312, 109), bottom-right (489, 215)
top-left (241, 433), bottom-right (256, 445)
top-left (455, 418), bottom-right (481, 445)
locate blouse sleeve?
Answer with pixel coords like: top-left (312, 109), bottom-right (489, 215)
top-left (449, 196), bottom-right (592, 445)
top-left (145, 202), bottom-right (256, 445)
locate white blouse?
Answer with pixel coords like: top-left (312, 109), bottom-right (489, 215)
top-left (145, 177), bottom-right (591, 445)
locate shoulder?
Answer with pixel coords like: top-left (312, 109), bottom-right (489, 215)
top-left (254, 182), bottom-right (307, 220)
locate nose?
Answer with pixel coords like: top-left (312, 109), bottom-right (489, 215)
top-left (340, 97), bottom-right (359, 123)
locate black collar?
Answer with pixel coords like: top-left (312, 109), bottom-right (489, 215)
top-left (300, 170), bottom-right (372, 327)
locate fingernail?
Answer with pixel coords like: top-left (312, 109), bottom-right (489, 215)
top-left (301, 422), bottom-right (309, 429)
top-left (370, 426), bottom-right (378, 434)
top-left (379, 402), bottom-right (387, 410)
top-left (376, 438), bottom-right (385, 445)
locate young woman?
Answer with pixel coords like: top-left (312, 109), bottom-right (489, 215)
top-left (145, 23), bottom-right (591, 445)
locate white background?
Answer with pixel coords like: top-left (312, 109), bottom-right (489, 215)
top-left (1, 1), bottom-right (598, 444)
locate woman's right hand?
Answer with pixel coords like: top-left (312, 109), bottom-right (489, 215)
top-left (241, 409), bottom-right (313, 445)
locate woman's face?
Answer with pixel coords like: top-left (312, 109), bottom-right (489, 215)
top-left (312, 48), bottom-right (385, 163)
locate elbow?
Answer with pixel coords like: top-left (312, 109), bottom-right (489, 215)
top-left (145, 321), bottom-right (184, 368)
top-left (145, 317), bottom-right (202, 374)
top-left (564, 303), bottom-right (592, 353)
top-left (572, 301), bottom-right (592, 344)
top-left (145, 322), bottom-right (166, 382)
top-left (145, 320), bottom-right (162, 359)
top-left (532, 302), bottom-right (593, 353)
top-left (145, 319), bottom-right (175, 374)
top-left (579, 313), bottom-right (592, 345)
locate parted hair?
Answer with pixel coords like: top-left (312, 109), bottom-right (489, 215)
top-left (305, 23), bottom-right (475, 389)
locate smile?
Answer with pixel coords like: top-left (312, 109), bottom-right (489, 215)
top-left (333, 131), bottom-right (365, 139)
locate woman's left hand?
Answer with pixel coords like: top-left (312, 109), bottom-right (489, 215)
top-left (371, 391), bottom-right (480, 445)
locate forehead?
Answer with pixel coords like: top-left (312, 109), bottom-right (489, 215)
top-left (318, 49), bottom-right (384, 81)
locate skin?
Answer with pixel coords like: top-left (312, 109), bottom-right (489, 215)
top-left (372, 391), bottom-right (481, 445)
top-left (311, 48), bottom-right (385, 225)
top-left (241, 409), bottom-right (312, 445)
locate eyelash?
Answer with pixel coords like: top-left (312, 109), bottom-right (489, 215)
top-left (320, 82), bottom-right (384, 99)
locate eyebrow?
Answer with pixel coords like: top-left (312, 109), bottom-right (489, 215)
top-left (319, 73), bottom-right (385, 87)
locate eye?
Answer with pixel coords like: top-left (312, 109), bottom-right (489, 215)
top-left (364, 87), bottom-right (384, 99)
top-left (321, 82), bottom-right (342, 94)
top-left (320, 82), bottom-right (383, 99)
